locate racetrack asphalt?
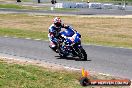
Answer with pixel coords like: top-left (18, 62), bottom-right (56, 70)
top-left (0, 8), bottom-right (132, 15)
top-left (0, 37), bottom-right (132, 79)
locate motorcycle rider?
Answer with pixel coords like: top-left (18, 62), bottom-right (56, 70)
top-left (48, 17), bottom-right (69, 52)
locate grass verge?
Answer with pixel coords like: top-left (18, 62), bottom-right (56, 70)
top-left (0, 4), bottom-right (79, 11)
top-left (0, 58), bottom-right (129, 88)
top-left (53, 8), bottom-right (79, 12)
top-left (0, 59), bottom-right (81, 88)
top-left (0, 4), bottom-right (50, 10)
top-left (0, 28), bottom-right (48, 40)
top-left (0, 4), bottom-right (23, 9)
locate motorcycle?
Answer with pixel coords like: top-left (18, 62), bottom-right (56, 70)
top-left (57, 26), bottom-right (87, 61)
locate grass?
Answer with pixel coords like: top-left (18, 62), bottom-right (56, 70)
top-left (2, 0), bottom-right (41, 1)
top-left (0, 14), bottom-right (132, 48)
top-left (0, 28), bottom-right (48, 40)
top-left (0, 4), bottom-right (51, 10)
top-left (54, 8), bottom-right (79, 11)
top-left (0, 59), bottom-right (128, 88)
top-left (0, 59), bottom-right (81, 88)
top-left (0, 3), bottom-right (79, 11)
top-left (0, 4), bottom-right (23, 9)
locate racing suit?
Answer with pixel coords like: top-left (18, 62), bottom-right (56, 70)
top-left (48, 24), bottom-right (67, 52)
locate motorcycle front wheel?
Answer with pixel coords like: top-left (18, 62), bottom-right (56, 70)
top-left (78, 47), bottom-right (87, 61)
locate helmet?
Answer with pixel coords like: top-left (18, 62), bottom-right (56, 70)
top-left (53, 17), bottom-right (62, 28)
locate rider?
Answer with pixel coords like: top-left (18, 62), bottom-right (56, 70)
top-left (48, 17), bottom-right (69, 52)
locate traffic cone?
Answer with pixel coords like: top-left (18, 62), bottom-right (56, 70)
top-left (82, 68), bottom-right (89, 77)
top-left (82, 68), bottom-right (85, 77)
top-left (80, 68), bottom-right (90, 86)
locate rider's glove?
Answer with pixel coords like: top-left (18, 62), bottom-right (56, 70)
top-left (64, 25), bottom-right (69, 29)
top-left (62, 24), bottom-right (69, 29)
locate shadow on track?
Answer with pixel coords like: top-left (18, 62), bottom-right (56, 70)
top-left (55, 56), bottom-right (92, 61)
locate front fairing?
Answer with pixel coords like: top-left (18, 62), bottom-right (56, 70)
top-left (60, 27), bottom-right (75, 37)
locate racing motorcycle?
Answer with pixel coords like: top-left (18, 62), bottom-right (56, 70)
top-left (57, 26), bottom-right (87, 61)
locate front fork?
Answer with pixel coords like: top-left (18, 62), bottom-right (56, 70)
top-left (72, 44), bottom-right (82, 56)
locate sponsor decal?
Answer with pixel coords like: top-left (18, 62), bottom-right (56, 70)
top-left (80, 68), bottom-right (131, 86)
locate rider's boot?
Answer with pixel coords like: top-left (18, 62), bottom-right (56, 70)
top-left (49, 45), bottom-right (59, 53)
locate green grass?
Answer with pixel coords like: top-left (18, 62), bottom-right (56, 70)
top-left (0, 4), bottom-right (50, 10)
top-left (53, 8), bottom-right (79, 11)
top-left (0, 4), bottom-right (23, 9)
top-left (0, 59), bottom-right (126, 88)
top-left (0, 4), bottom-right (79, 11)
top-left (0, 28), bottom-right (48, 40)
top-left (0, 60), bottom-right (83, 88)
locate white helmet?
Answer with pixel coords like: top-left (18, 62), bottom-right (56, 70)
top-left (53, 17), bottom-right (62, 28)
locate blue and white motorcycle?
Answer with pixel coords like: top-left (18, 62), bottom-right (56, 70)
top-left (57, 26), bottom-right (87, 61)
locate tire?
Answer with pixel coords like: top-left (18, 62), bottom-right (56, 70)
top-left (78, 47), bottom-right (87, 61)
top-left (80, 77), bottom-right (90, 86)
top-left (58, 47), bottom-right (67, 58)
top-left (59, 52), bottom-right (66, 58)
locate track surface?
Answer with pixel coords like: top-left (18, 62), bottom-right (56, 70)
top-left (0, 8), bottom-right (132, 15)
top-left (0, 37), bottom-right (132, 79)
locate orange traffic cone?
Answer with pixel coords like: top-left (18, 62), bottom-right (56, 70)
top-left (82, 68), bottom-right (89, 77)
